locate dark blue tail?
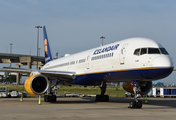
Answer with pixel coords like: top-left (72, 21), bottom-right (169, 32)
top-left (43, 26), bottom-right (53, 63)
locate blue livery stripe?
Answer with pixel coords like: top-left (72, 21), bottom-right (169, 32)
top-left (72, 67), bottom-right (173, 85)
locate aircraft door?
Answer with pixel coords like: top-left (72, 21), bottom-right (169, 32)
top-left (68, 60), bottom-right (72, 71)
top-left (87, 56), bottom-right (90, 69)
top-left (119, 43), bottom-right (128, 65)
top-left (87, 51), bottom-right (93, 69)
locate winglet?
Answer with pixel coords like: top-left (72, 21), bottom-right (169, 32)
top-left (43, 26), bottom-right (53, 63)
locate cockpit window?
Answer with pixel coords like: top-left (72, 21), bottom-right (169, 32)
top-left (134, 48), bottom-right (140, 55)
top-left (134, 47), bottom-right (169, 56)
top-left (160, 48), bottom-right (169, 55)
top-left (140, 48), bottom-right (147, 55)
top-left (148, 48), bottom-right (160, 54)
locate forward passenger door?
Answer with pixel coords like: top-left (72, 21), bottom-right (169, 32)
top-left (119, 43), bottom-right (128, 65)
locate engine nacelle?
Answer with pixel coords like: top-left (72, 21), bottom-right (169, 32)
top-left (123, 81), bottom-right (152, 95)
top-left (24, 74), bottom-right (50, 96)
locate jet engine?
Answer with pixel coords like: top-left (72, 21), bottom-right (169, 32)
top-left (24, 74), bottom-right (50, 96)
top-left (123, 81), bottom-right (152, 95)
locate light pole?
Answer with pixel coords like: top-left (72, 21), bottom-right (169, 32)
top-left (10, 43), bottom-right (13, 68)
top-left (100, 36), bottom-right (105, 46)
top-left (10, 43), bottom-right (13, 54)
top-left (56, 52), bottom-right (59, 59)
top-left (35, 25), bottom-right (42, 70)
top-left (10, 43), bottom-right (13, 83)
top-left (38, 48), bottom-right (41, 56)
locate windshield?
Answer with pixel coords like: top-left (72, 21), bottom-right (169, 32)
top-left (160, 48), bottom-right (169, 55)
top-left (148, 48), bottom-right (160, 54)
top-left (141, 48), bottom-right (147, 55)
top-left (134, 47), bottom-right (169, 55)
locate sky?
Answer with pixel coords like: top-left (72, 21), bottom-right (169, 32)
top-left (0, 0), bottom-right (176, 84)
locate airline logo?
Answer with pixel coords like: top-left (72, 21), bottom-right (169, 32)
top-left (45, 57), bottom-right (50, 61)
top-left (93, 44), bottom-right (119, 55)
top-left (44, 39), bottom-right (48, 54)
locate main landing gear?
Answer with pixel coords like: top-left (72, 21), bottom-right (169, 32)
top-left (129, 86), bottom-right (142, 108)
top-left (44, 81), bottom-right (58, 103)
top-left (44, 94), bottom-right (57, 102)
top-left (96, 82), bottom-right (109, 102)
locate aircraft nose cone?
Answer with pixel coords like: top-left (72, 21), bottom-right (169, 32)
top-left (151, 56), bottom-right (174, 79)
top-left (152, 56), bottom-right (173, 67)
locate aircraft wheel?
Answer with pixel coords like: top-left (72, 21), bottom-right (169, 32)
top-left (96, 95), bottom-right (101, 101)
top-left (129, 100), bottom-right (136, 108)
top-left (50, 95), bottom-right (57, 102)
top-left (96, 95), bottom-right (109, 102)
top-left (44, 95), bottom-right (50, 102)
top-left (136, 100), bottom-right (142, 108)
top-left (104, 95), bottom-right (109, 102)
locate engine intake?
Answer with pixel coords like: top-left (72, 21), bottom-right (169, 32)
top-left (123, 81), bottom-right (152, 95)
top-left (24, 74), bottom-right (49, 95)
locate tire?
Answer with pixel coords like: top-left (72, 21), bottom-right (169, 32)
top-left (44, 95), bottom-right (50, 102)
top-left (130, 101), bottom-right (136, 108)
top-left (136, 100), bottom-right (142, 108)
top-left (105, 95), bottom-right (109, 102)
top-left (51, 95), bottom-right (56, 102)
top-left (96, 95), bottom-right (109, 102)
top-left (96, 95), bottom-right (101, 101)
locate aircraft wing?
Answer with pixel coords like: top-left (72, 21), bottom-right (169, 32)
top-left (0, 67), bottom-right (32, 73)
top-left (40, 70), bottom-right (76, 80)
top-left (0, 67), bottom-right (76, 80)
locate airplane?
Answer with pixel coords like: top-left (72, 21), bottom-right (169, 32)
top-left (0, 26), bottom-right (174, 108)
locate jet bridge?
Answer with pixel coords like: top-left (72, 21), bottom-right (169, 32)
top-left (0, 53), bottom-right (45, 84)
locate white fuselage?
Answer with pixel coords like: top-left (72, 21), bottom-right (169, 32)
top-left (41, 38), bottom-right (174, 85)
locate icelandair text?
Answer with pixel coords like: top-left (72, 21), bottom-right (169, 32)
top-left (93, 44), bottom-right (119, 55)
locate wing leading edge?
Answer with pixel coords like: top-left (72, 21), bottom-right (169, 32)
top-left (0, 67), bottom-right (76, 80)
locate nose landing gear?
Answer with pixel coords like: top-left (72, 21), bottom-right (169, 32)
top-left (129, 99), bottom-right (142, 108)
top-left (129, 86), bottom-right (142, 108)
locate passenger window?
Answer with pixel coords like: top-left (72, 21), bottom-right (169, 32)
top-left (134, 49), bottom-right (140, 55)
top-left (140, 48), bottom-right (147, 55)
top-left (99, 55), bottom-right (101, 59)
top-left (148, 48), bottom-right (160, 54)
top-left (102, 55), bottom-right (104, 58)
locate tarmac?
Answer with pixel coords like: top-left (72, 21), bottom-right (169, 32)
top-left (0, 97), bottom-right (176, 120)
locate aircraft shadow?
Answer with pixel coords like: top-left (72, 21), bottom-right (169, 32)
top-left (108, 97), bottom-right (176, 109)
top-left (51, 97), bottom-right (176, 108)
